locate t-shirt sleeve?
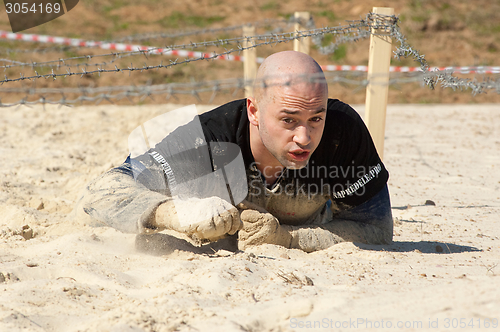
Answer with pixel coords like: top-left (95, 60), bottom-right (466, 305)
top-left (79, 103), bottom-right (248, 233)
top-left (133, 112), bottom-right (247, 204)
top-left (79, 116), bottom-right (217, 233)
top-left (133, 117), bottom-right (218, 199)
top-left (328, 102), bottom-right (389, 209)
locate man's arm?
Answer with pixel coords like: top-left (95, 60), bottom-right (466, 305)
top-left (75, 157), bottom-right (169, 234)
top-left (289, 184), bottom-right (393, 252)
top-left (238, 185), bottom-right (393, 252)
top-left (77, 155), bottom-right (241, 241)
top-left (286, 218), bottom-right (392, 253)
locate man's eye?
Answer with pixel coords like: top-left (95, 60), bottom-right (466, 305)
top-left (283, 118), bottom-right (294, 124)
top-left (310, 117), bottom-right (323, 122)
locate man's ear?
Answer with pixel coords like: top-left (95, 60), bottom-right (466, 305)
top-left (247, 97), bottom-right (259, 126)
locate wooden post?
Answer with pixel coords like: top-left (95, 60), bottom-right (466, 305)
top-left (243, 25), bottom-right (257, 98)
top-left (365, 7), bottom-right (394, 161)
top-left (293, 12), bottom-right (310, 54)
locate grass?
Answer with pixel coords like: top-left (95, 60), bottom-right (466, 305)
top-left (63, 49), bottom-right (81, 59)
top-left (260, 1), bottom-right (280, 11)
top-left (157, 12), bottom-right (225, 29)
top-left (319, 33), bottom-right (333, 46)
top-left (315, 10), bottom-right (337, 23)
top-left (470, 22), bottom-right (500, 36)
top-left (85, 0), bottom-right (166, 16)
top-left (330, 44), bottom-right (347, 62)
top-left (409, 13), bottom-right (429, 23)
top-left (487, 44), bottom-right (498, 53)
top-left (92, 0), bottom-right (136, 14)
top-left (102, 14), bottom-right (130, 39)
top-left (278, 13), bottom-right (292, 20)
top-left (148, 68), bottom-right (186, 85)
top-left (311, 34), bottom-right (349, 63)
top-left (409, 0), bottom-right (424, 10)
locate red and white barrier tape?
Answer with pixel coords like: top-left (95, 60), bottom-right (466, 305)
top-left (321, 64), bottom-right (500, 74)
top-left (2, 30), bottom-right (500, 74)
top-left (0, 30), bottom-right (248, 62)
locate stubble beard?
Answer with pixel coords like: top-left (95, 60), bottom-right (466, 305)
top-left (258, 114), bottom-right (310, 170)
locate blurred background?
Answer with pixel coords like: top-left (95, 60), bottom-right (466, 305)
top-left (0, 0), bottom-right (499, 106)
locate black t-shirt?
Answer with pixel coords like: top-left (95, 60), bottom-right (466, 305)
top-left (133, 98), bottom-right (389, 224)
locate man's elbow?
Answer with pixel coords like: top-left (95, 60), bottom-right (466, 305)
top-left (376, 228), bottom-right (393, 245)
top-left (367, 220), bottom-right (393, 245)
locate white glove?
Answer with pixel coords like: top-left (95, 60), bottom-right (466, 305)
top-left (152, 196), bottom-right (241, 242)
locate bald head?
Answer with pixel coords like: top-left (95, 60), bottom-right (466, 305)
top-left (253, 51), bottom-right (328, 105)
top-left (246, 51), bottom-right (328, 172)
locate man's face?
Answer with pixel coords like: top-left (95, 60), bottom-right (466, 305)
top-left (257, 83), bottom-right (327, 170)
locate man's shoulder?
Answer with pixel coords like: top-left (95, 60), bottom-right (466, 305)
top-left (324, 99), bottom-right (365, 135)
top-left (199, 99), bottom-right (246, 123)
top-left (326, 99), bottom-right (362, 122)
top-left (198, 99), bottom-right (248, 144)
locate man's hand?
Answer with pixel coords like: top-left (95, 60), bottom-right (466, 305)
top-left (153, 196), bottom-right (241, 242)
top-left (237, 209), bottom-right (292, 250)
top-left (238, 210), bottom-right (344, 252)
top-left (236, 200), bottom-right (343, 252)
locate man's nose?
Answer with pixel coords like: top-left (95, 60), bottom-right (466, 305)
top-left (293, 125), bottom-right (311, 146)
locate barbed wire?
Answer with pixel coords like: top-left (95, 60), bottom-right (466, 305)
top-left (306, 17), bottom-right (372, 54)
top-left (0, 17), bottom-right (296, 56)
top-left (0, 14), bottom-right (402, 69)
top-left (1, 72), bottom-right (375, 107)
top-left (0, 16), bottom-right (384, 72)
top-left (1, 70), bottom-right (498, 108)
top-left (0, 14), bottom-right (414, 73)
top-left (0, 12), bottom-right (498, 107)
top-left (0, 17), bottom-right (397, 84)
top-left (111, 17), bottom-right (295, 43)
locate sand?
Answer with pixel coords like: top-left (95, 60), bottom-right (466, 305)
top-left (1, 103), bottom-right (499, 332)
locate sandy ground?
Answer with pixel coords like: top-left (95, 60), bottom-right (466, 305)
top-left (0, 102), bottom-right (499, 332)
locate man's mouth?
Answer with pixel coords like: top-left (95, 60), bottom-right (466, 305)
top-left (289, 150), bottom-right (310, 161)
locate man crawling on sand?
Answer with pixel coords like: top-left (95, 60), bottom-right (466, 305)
top-left (77, 51), bottom-right (393, 253)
